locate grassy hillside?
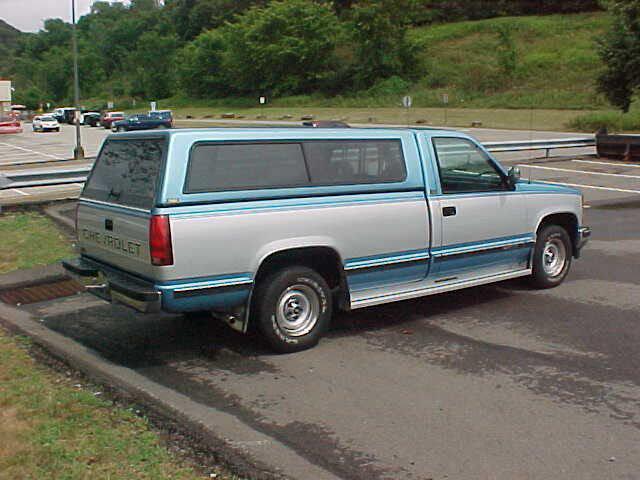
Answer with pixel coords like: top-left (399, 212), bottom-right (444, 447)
top-left (0, 19), bottom-right (22, 76)
top-left (408, 12), bottom-right (610, 110)
top-left (0, 19), bottom-right (21, 48)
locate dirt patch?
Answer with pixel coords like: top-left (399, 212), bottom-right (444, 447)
top-left (0, 408), bottom-right (29, 459)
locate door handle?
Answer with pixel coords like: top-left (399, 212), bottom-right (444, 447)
top-left (442, 206), bottom-right (457, 217)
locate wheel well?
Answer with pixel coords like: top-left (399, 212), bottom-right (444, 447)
top-left (254, 247), bottom-right (349, 308)
top-left (537, 213), bottom-right (578, 253)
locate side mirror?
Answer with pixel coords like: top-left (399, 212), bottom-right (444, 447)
top-left (507, 166), bottom-right (521, 189)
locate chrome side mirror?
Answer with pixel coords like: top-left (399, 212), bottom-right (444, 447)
top-left (507, 166), bottom-right (521, 189)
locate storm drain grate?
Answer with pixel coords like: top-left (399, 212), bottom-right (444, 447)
top-left (0, 279), bottom-right (83, 306)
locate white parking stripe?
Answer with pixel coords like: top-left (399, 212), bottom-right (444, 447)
top-left (538, 181), bottom-right (640, 194)
top-left (0, 141), bottom-right (63, 159)
top-left (573, 159), bottom-right (640, 169)
top-left (11, 189), bottom-right (30, 196)
top-left (518, 164), bottom-right (640, 179)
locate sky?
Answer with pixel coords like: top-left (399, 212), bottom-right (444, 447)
top-left (0, 0), bottom-right (129, 32)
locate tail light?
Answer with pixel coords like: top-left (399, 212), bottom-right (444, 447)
top-left (149, 215), bottom-right (174, 266)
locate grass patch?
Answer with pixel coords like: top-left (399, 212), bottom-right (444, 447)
top-left (172, 105), bottom-right (613, 132)
top-left (0, 330), bottom-right (223, 479)
top-left (409, 12), bottom-right (611, 109)
top-left (0, 211), bottom-right (74, 275)
top-left (567, 111), bottom-right (640, 133)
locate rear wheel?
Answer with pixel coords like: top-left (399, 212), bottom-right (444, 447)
top-left (116, 126), bottom-right (126, 132)
top-left (529, 225), bottom-right (572, 289)
top-left (253, 266), bottom-right (332, 353)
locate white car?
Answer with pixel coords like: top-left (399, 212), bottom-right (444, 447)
top-left (32, 115), bottom-right (60, 132)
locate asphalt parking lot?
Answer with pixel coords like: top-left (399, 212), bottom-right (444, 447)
top-left (1, 122), bottom-right (640, 479)
top-left (17, 192), bottom-right (640, 480)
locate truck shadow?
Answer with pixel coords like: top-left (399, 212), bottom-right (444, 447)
top-left (43, 282), bottom-right (519, 368)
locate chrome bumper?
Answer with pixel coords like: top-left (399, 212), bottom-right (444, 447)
top-left (575, 226), bottom-right (592, 258)
top-left (62, 257), bottom-right (161, 313)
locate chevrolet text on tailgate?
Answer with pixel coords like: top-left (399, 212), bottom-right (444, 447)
top-left (63, 128), bottom-right (591, 353)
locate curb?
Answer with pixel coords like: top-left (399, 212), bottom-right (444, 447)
top-left (0, 300), bottom-right (341, 480)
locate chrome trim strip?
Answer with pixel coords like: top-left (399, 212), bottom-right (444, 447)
top-left (169, 278), bottom-right (253, 293)
top-left (433, 238), bottom-right (534, 258)
top-left (351, 269), bottom-right (532, 309)
top-left (79, 197), bottom-right (151, 214)
top-left (344, 252), bottom-right (431, 271)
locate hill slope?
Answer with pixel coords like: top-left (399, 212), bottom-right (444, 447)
top-left (407, 12), bottom-right (609, 110)
top-left (0, 18), bottom-right (21, 48)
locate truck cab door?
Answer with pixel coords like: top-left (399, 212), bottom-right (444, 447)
top-left (426, 136), bottom-right (533, 283)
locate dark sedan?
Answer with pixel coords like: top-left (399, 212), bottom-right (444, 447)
top-left (111, 114), bottom-right (172, 132)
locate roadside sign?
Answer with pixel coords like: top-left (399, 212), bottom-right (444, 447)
top-left (0, 80), bottom-right (11, 102)
top-left (259, 96), bottom-right (266, 105)
top-left (150, 101), bottom-right (157, 111)
top-left (442, 93), bottom-right (449, 104)
top-left (402, 95), bottom-right (412, 108)
top-left (107, 101), bottom-right (114, 109)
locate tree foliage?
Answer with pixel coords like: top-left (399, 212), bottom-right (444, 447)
top-left (2, 0), bottom-right (605, 107)
top-left (597, 0), bottom-right (640, 112)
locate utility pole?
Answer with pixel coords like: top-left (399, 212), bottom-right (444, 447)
top-left (71, 0), bottom-right (84, 159)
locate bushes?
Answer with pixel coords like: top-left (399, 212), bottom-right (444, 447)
top-left (568, 111), bottom-right (640, 132)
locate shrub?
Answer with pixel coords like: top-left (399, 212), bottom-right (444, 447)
top-left (567, 111), bottom-right (640, 132)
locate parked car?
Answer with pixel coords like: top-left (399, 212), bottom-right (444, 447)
top-left (111, 113), bottom-right (172, 132)
top-left (63, 128), bottom-right (591, 353)
top-left (32, 115), bottom-right (60, 132)
top-left (148, 109), bottom-right (173, 126)
top-left (100, 111), bottom-right (125, 129)
top-left (82, 112), bottom-right (101, 127)
top-left (80, 111), bottom-right (100, 125)
top-left (52, 107), bottom-right (76, 124)
top-left (0, 117), bottom-right (22, 134)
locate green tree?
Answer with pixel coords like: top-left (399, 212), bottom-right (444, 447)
top-left (223, 0), bottom-right (340, 95)
top-left (177, 29), bottom-right (227, 97)
top-left (597, 0), bottom-right (640, 112)
top-left (347, 0), bottom-right (419, 89)
top-left (129, 31), bottom-right (179, 99)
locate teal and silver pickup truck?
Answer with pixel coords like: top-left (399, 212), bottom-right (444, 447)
top-left (63, 128), bottom-right (591, 352)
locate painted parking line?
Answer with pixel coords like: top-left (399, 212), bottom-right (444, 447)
top-left (538, 181), bottom-right (640, 194)
top-left (0, 141), bottom-right (63, 160)
top-left (518, 164), bottom-right (640, 180)
top-left (11, 189), bottom-right (30, 196)
top-left (573, 159), bottom-right (640, 169)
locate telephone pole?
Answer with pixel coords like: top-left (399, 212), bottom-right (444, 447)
top-left (71, 0), bottom-right (84, 159)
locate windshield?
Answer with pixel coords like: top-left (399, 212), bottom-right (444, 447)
top-left (83, 138), bottom-right (166, 210)
top-left (41, 116), bottom-right (55, 121)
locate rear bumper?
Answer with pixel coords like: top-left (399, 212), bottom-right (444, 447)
top-left (62, 257), bottom-right (161, 313)
top-left (575, 226), bottom-right (591, 258)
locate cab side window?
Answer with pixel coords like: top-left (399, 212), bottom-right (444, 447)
top-left (432, 137), bottom-right (506, 194)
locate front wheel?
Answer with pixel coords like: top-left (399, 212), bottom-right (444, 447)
top-left (529, 225), bottom-right (572, 289)
top-left (253, 267), bottom-right (332, 353)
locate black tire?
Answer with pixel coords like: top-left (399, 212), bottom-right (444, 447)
top-left (253, 266), bottom-right (332, 353)
top-left (117, 126), bottom-right (126, 132)
top-left (529, 224), bottom-right (573, 289)
top-left (55, 128), bottom-right (60, 132)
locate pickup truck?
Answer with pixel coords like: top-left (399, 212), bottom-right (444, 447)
top-left (63, 128), bottom-right (591, 353)
top-left (111, 113), bottom-right (172, 132)
top-left (100, 111), bottom-right (125, 129)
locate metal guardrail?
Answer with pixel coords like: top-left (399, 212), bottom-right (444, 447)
top-left (0, 166), bottom-right (92, 189)
top-left (0, 137), bottom-right (597, 190)
top-left (484, 137), bottom-right (595, 156)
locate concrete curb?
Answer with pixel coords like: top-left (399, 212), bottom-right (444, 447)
top-left (0, 301), bottom-right (341, 480)
top-left (0, 263), bottom-right (67, 290)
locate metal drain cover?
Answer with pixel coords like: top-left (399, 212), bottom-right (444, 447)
top-left (0, 279), bottom-right (83, 306)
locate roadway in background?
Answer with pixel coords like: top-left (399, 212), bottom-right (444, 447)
top-left (3, 122), bottom-right (637, 206)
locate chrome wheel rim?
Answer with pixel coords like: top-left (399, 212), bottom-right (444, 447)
top-left (542, 238), bottom-right (566, 277)
top-left (275, 284), bottom-right (320, 337)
